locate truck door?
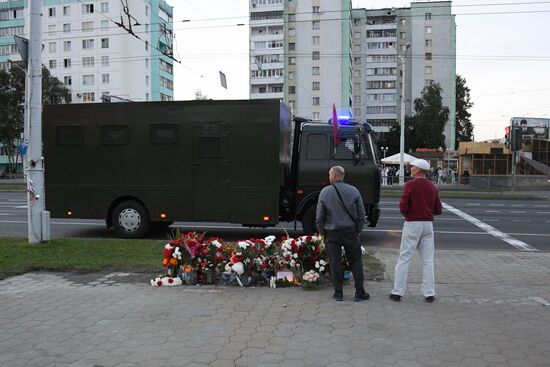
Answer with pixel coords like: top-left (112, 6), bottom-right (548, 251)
top-left (330, 131), bottom-right (369, 190)
top-left (192, 122), bottom-right (230, 221)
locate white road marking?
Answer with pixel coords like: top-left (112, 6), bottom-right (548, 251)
top-left (442, 203), bottom-right (538, 252)
top-left (536, 211), bottom-right (550, 214)
top-left (489, 204), bottom-right (504, 206)
top-left (511, 211), bottom-right (527, 214)
top-left (485, 210), bottom-right (501, 213)
top-left (529, 297), bottom-right (550, 306)
top-left (14, 205), bottom-right (27, 209)
top-left (511, 204), bottom-right (525, 207)
top-left (0, 213), bottom-right (15, 216)
top-left (534, 205), bottom-right (549, 208)
top-left (467, 203), bottom-right (481, 206)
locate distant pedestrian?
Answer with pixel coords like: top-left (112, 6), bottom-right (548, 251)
top-left (316, 166), bottom-right (369, 302)
top-left (437, 167), bottom-right (444, 186)
top-left (390, 159), bottom-right (442, 303)
top-left (451, 168), bottom-right (457, 184)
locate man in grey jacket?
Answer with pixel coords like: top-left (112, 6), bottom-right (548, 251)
top-left (316, 166), bottom-right (369, 302)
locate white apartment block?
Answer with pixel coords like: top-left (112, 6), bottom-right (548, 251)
top-left (0, 0), bottom-right (174, 103)
top-left (352, 1), bottom-right (456, 149)
top-left (250, 0), bottom-right (353, 121)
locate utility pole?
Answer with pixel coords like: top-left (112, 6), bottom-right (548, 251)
top-left (27, 0), bottom-right (50, 243)
top-left (398, 43), bottom-right (410, 186)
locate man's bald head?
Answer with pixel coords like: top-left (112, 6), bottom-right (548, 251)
top-left (329, 166), bottom-right (345, 184)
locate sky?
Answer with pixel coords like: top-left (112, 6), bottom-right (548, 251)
top-left (169, 0), bottom-right (550, 142)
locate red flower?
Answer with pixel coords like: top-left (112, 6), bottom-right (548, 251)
top-left (285, 254), bottom-right (291, 260)
top-left (306, 235), bottom-right (312, 242)
top-left (259, 249), bottom-right (265, 255)
top-left (168, 278), bottom-right (174, 284)
top-left (261, 263), bottom-right (267, 269)
top-left (251, 245), bottom-right (257, 251)
top-left (157, 281), bottom-right (163, 286)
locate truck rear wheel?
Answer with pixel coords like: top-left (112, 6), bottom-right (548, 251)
top-left (301, 206), bottom-right (317, 235)
top-left (112, 200), bottom-right (149, 238)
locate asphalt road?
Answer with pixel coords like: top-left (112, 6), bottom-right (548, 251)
top-left (1, 191), bottom-right (549, 252)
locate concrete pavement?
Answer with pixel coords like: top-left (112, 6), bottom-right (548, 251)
top-left (1, 248), bottom-right (549, 367)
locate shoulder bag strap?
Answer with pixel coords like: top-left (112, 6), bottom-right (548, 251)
top-left (332, 184), bottom-right (357, 224)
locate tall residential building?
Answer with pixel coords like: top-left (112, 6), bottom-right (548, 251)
top-left (250, 0), bottom-right (456, 150)
top-left (250, 0), bottom-right (353, 120)
top-left (353, 1), bottom-right (456, 149)
top-left (0, 0), bottom-right (174, 103)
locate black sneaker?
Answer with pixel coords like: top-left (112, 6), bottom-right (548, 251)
top-left (354, 292), bottom-right (370, 302)
top-left (425, 296), bottom-right (435, 303)
top-left (389, 293), bottom-right (401, 302)
top-left (333, 290), bottom-right (344, 301)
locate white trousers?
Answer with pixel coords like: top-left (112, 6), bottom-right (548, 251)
top-left (391, 221), bottom-right (435, 297)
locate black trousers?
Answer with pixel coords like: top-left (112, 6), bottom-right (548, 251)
top-left (325, 230), bottom-right (365, 293)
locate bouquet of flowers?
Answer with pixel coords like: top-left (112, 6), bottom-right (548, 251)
top-left (301, 270), bottom-right (320, 290)
top-left (150, 275), bottom-right (182, 287)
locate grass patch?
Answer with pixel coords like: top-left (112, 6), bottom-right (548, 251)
top-left (363, 251), bottom-right (385, 281)
top-left (0, 185), bottom-right (25, 191)
top-left (0, 237), bottom-right (163, 280)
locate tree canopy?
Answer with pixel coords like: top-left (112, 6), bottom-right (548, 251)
top-left (0, 65), bottom-right (71, 173)
top-left (455, 74), bottom-right (474, 147)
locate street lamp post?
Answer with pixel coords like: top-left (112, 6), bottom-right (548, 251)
top-left (381, 146), bottom-right (388, 159)
top-left (398, 43), bottom-right (410, 186)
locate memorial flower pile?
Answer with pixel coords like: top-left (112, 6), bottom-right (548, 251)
top-left (152, 232), bottom-right (329, 288)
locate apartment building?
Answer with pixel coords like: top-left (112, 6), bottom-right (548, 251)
top-left (352, 1), bottom-right (456, 149)
top-left (0, 0), bottom-right (174, 103)
top-left (250, 0), bottom-right (353, 120)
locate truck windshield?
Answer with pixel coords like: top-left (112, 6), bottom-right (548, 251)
top-left (334, 133), bottom-right (371, 162)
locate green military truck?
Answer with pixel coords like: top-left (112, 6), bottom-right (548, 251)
top-left (44, 99), bottom-right (380, 238)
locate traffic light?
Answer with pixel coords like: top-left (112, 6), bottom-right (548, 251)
top-left (511, 126), bottom-right (523, 151)
top-left (504, 126), bottom-right (510, 148)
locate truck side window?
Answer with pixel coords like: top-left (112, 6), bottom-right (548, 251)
top-left (101, 125), bottom-right (130, 145)
top-left (151, 123), bottom-right (178, 144)
top-left (56, 126), bottom-right (82, 146)
top-left (306, 134), bottom-right (328, 160)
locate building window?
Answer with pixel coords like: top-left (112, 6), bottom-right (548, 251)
top-left (288, 100), bottom-right (295, 108)
top-left (288, 71), bottom-right (294, 80)
top-left (145, 58), bottom-right (149, 68)
top-left (313, 36), bottom-right (320, 45)
top-left (82, 39), bottom-right (94, 49)
top-left (145, 41), bottom-right (149, 50)
top-left (354, 32), bottom-right (361, 39)
top-left (354, 108), bottom-right (361, 116)
top-left (83, 75), bottom-right (95, 85)
top-left (82, 92), bottom-right (95, 102)
top-left (312, 51), bottom-right (320, 60)
top-left (288, 43), bottom-right (295, 51)
top-left (312, 67), bottom-right (320, 75)
top-left (425, 79), bottom-right (434, 86)
top-left (101, 20), bottom-right (109, 30)
top-left (312, 82), bottom-right (320, 90)
top-left (312, 97), bottom-right (320, 106)
top-left (288, 28), bottom-right (295, 36)
top-left (288, 86), bottom-right (295, 94)
top-left (425, 13), bottom-right (432, 20)
top-left (48, 25), bottom-right (56, 34)
top-left (312, 21), bottom-right (320, 30)
top-left (102, 74), bottom-right (110, 84)
top-left (146, 75), bottom-right (149, 86)
top-left (425, 39), bottom-right (432, 47)
top-left (313, 112), bottom-right (320, 120)
top-left (353, 83), bottom-right (360, 90)
top-left (425, 66), bottom-right (432, 74)
top-left (63, 41), bottom-right (71, 51)
top-left (63, 23), bottom-right (70, 33)
top-left (82, 4), bottom-right (94, 14)
top-left (354, 96), bottom-right (361, 103)
top-left (100, 2), bottom-right (109, 12)
top-left (82, 56), bottom-right (95, 67)
top-left (426, 26), bottom-right (432, 34)
top-left (48, 42), bottom-right (56, 53)
top-left (82, 21), bottom-right (94, 31)
top-left (288, 14), bottom-right (295, 22)
top-left (313, 6), bottom-right (320, 13)
top-left (101, 38), bottom-right (109, 48)
top-left (63, 6), bottom-right (70, 16)
top-left (64, 58), bottom-right (71, 68)
top-left (354, 57), bottom-right (360, 64)
top-left (425, 52), bottom-right (432, 60)
top-left (64, 76), bottom-right (72, 86)
top-left (289, 57), bottom-right (296, 65)
top-left (146, 93), bottom-right (150, 101)
top-left (49, 60), bottom-right (57, 69)
top-left (354, 19), bottom-right (361, 26)
top-left (353, 70), bottom-right (361, 77)
top-left (48, 7), bottom-right (56, 17)
top-left (353, 44), bottom-right (360, 52)
top-left (400, 18), bottom-right (406, 26)
top-left (400, 32), bottom-right (406, 39)
top-left (145, 6), bottom-right (149, 16)
top-left (101, 56), bottom-right (109, 66)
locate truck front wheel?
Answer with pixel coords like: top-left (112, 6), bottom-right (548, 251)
top-left (301, 206), bottom-right (317, 235)
top-left (112, 200), bottom-right (149, 238)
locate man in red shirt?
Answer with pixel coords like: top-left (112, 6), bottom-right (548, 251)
top-left (390, 159), bottom-right (443, 303)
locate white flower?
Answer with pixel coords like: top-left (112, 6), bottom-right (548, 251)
top-left (315, 261), bottom-right (320, 269)
top-left (361, 246), bottom-right (367, 255)
top-left (293, 253), bottom-right (298, 259)
top-left (319, 266), bottom-right (325, 272)
top-left (290, 259), bottom-right (296, 267)
top-left (232, 262), bottom-right (245, 275)
top-left (172, 247), bottom-right (182, 260)
top-left (225, 263), bottom-right (233, 272)
top-left (211, 240), bottom-right (223, 248)
top-left (264, 235), bottom-right (276, 247)
top-left (238, 241), bottom-right (249, 249)
top-left (164, 243), bottom-right (173, 250)
top-left (320, 260), bottom-right (327, 266)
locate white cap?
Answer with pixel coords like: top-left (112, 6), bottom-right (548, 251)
top-left (411, 159), bottom-right (430, 171)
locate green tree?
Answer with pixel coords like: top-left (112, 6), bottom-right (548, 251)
top-left (0, 65), bottom-right (71, 173)
top-left (384, 83), bottom-right (449, 153)
top-left (455, 74), bottom-right (474, 148)
top-left (194, 89), bottom-right (209, 100)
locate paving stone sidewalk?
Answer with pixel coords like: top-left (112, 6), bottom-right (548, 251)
top-left (1, 249), bottom-right (549, 367)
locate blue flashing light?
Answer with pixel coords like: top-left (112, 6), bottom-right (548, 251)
top-left (337, 115), bottom-right (351, 125)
